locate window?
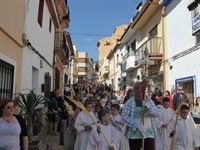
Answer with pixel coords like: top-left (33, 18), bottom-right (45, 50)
top-left (130, 40), bottom-right (136, 55)
top-left (37, 0), bottom-right (44, 27)
top-left (78, 67), bottom-right (87, 72)
top-left (149, 26), bottom-right (158, 53)
top-left (0, 59), bottom-right (14, 99)
top-left (149, 26), bottom-right (158, 38)
top-left (44, 73), bottom-right (51, 99)
top-left (127, 45), bottom-right (130, 52)
top-left (49, 18), bottom-right (52, 33)
top-left (55, 68), bottom-right (60, 90)
top-left (78, 58), bottom-right (87, 63)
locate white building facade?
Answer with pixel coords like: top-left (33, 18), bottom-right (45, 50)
top-left (22, 0), bottom-right (55, 95)
top-left (164, 0), bottom-right (200, 100)
top-left (119, 26), bottom-right (141, 91)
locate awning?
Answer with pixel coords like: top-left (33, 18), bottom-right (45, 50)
top-left (175, 76), bottom-right (195, 83)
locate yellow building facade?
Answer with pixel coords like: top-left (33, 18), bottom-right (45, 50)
top-left (133, 0), bottom-right (166, 92)
top-left (0, 1), bottom-right (25, 98)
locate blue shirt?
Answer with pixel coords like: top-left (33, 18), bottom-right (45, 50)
top-left (121, 96), bottom-right (159, 139)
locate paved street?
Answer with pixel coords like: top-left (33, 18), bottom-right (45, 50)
top-left (37, 127), bottom-right (75, 150)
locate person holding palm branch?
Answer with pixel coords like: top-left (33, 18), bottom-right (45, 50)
top-left (122, 81), bottom-right (159, 150)
top-left (168, 104), bottom-right (200, 150)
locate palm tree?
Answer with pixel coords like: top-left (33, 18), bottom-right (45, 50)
top-left (15, 90), bottom-right (47, 142)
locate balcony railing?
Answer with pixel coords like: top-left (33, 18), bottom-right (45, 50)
top-left (54, 32), bottom-right (69, 65)
top-left (135, 37), bottom-right (162, 61)
top-left (54, 32), bottom-right (69, 56)
top-left (55, 32), bottom-right (63, 51)
top-left (123, 51), bottom-right (135, 62)
top-left (54, 0), bottom-right (67, 19)
top-left (121, 55), bottom-right (135, 72)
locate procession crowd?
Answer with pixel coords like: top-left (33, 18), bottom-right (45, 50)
top-left (47, 82), bottom-right (200, 150)
top-left (1, 81), bottom-right (200, 150)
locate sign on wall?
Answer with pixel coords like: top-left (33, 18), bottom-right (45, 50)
top-left (192, 6), bottom-right (200, 35)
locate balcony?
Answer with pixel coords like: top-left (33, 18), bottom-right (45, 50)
top-left (102, 66), bottom-right (110, 78)
top-left (54, 0), bottom-right (70, 28)
top-left (54, 0), bottom-right (67, 19)
top-left (135, 37), bottom-right (163, 65)
top-left (121, 52), bottom-right (135, 72)
top-left (54, 32), bottom-right (69, 65)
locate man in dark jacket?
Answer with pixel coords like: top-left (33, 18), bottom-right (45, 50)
top-left (173, 86), bottom-right (188, 110)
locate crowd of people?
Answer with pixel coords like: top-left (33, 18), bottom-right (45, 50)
top-left (1, 80), bottom-right (200, 150)
top-left (55, 82), bottom-right (200, 150)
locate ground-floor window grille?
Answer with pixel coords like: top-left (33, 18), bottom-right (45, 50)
top-left (0, 59), bottom-right (14, 99)
top-left (44, 73), bottom-right (51, 99)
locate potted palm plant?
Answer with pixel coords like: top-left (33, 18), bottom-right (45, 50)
top-left (15, 90), bottom-right (48, 150)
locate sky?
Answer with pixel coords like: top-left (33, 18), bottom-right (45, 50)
top-left (66, 0), bottom-right (140, 61)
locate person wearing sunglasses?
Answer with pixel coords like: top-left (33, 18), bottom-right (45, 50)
top-left (0, 99), bottom-right (28, 150)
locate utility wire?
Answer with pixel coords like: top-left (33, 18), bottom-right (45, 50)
top-left (70, 0), bottom-right (137, 2)
top-left (69, 32), bottom-right (122, 37)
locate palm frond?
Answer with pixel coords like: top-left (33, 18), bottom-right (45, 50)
top-left (14, 90), bottom-right (48, 137)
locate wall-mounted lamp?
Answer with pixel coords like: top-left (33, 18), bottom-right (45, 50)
top-left (40, 59), bottom-right (44, 68)
top-left (168, 59), bottom-right (173, 70)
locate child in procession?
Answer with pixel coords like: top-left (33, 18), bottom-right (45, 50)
top-left (168, 104), bottom-right (200, 150)
top-left (74, 100), bottom-right (97, 150)
top-left (87, 109), bottom-right (120, 150)
top-left (110, 104), bottom-right (130, 150)
top-left (155, 97), bottom-right (174, 150)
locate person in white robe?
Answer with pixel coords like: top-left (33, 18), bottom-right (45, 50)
top-left (87, 109), bottom-right (120, 150)
top-left (155, 97), bottom-right (174, 150)
top-left (110, 104), bottom-right (130, 150)
top-left (74, 100), bottom-right (97, 150)
top-left (168, 104), bottom-right (200, 150)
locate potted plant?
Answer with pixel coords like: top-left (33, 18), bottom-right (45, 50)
top-left (15, 90), bottom-right (48, 150)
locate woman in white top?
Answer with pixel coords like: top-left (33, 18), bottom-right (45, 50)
top-left (0, 99), bottom-right (28, 150)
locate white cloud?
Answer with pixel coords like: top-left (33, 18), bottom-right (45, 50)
top-left (85, 38), bottom-right (92, 42)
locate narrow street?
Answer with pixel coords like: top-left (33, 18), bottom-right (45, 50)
top-left (37, 127), bottom-right (75, 150)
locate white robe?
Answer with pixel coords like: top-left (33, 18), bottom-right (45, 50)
top-left (110, 114), bottom-right (130, 150)
top-left (74, 111), bottom-right (97, 150)
top-left (87, 123), bottom-right (120, 150)
top-left (168, 116), bottom-right (200, 150)
top-left (155, 107), bottom-right (174, 150)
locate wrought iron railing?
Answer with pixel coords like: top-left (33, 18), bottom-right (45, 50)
top-left (54, 32), bottom-right (63, 51)
top-left (54, 32), bottom-right (69, 58)
top-left (0, 59), bottom-right (14, 99)
top-left (135, 37), bottom-right (162, 61)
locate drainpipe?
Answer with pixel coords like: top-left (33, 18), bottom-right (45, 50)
top-left (162, 6), bottom-right (166, 93)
